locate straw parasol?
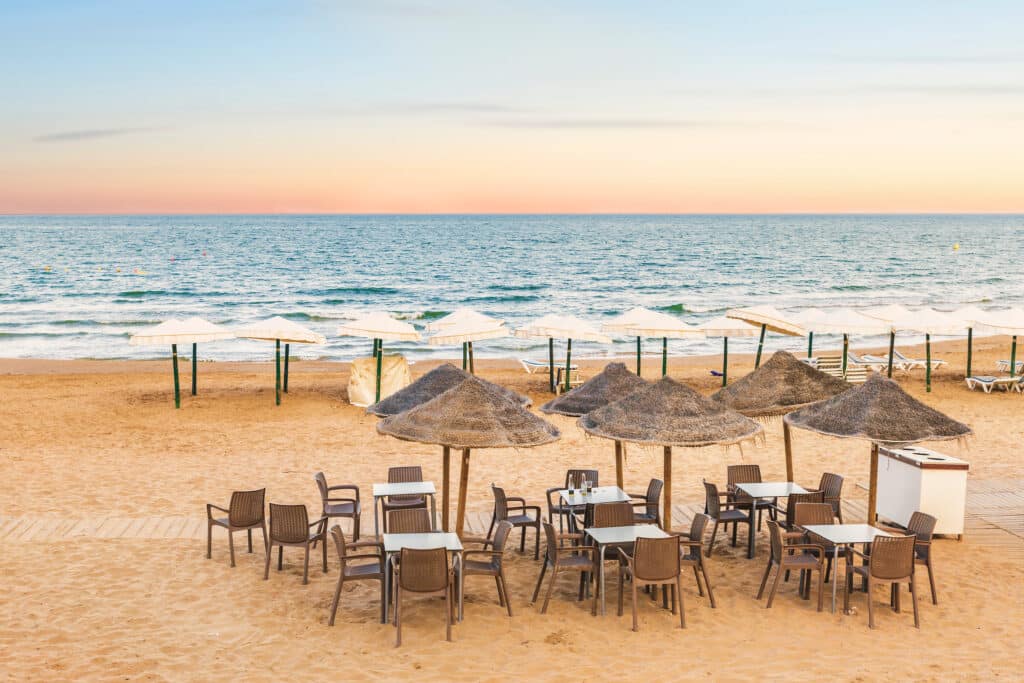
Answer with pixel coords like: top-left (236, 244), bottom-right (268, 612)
top-left (515, 314), bottom-right (612, 394)
top-left (711, 350), bottom-right (852, 479)
top-left (338, 312), bottom-right (421, 403)
top-left (973, 307), bottom-right (1024, 379)
top-left (602, 307), bottom-right (703, 377)
top-left (578, 377), bottom-right (763, 530)
top-left (784, 373), bottom-right (972, 523)
top-left (236, 316), bottom-right (326, 405)
top-left (695, 316), bottom-right (760, 386)
top-left (367, 362), bottom-right (530, 417)
top-left (377, 376), bottom-right (560, 535)
top-left (129, 317), bottom-right (234, 408)
top-left (726, 306), bottom-right (806, 369)
top-left (426, 308), bottom-right (507, 374)
top-left (795, 308), bottom-right (892, 379)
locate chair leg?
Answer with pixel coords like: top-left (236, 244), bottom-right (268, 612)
top-left (843, 567), bottom-right (852, 614)
top-left (816, 567), bottom-right (824, 612)
top-left (263, 542), bottom-right (273, 579)
top-left (731, 519), bottom-right (738, 546)
top-left (867, 578), bottom-right (876, 629)
top-left (278, 545), bottom-right (283, 571)
top-left (677, 576), bottom-right (685, 628)
top-left (228, 530), bottom-right (236, 567)
top-left (631, 579), bottom-right (639, 631)
top-left (379, 576), bottom-right (387, 624)
top-left (766, 565), bottom-right (783, 608)
top-left (701, 562), bottom-right (717, 608)
top-left (322, 534), bottom-right (328, 573)
top-left (261, 522), bottom-right (268, 554)
top-left (534, 522), bottom-right (540, 560)
top-left (353, 513), bottom-right (360, 543)
top-left (910, 576), bottom-right (920, 628)
top-left (247, 528), bottom-right (253, 553)
top-left (706, 522), bottom-right (719, 557)
top-left (520, 525), bottom-right (526, 553)
top-left (531, 561), bottom-right (548, 604)
top-left (926, 560), bottom-right (938, 605)
top-left (500, 571), bottom-right (513, 617)
top-left (756, 559), bottom-right (773, 599)
top-left (445, 584), bottom-right (453, 642)
top-left (206, 522), bottom-right (213, 559)
top-left (692, 566), bottom-right (704, 596)
top-left (487, 512), bottom-right (496, 541)
top-left (541, 566), bottom-right (558, 614)
top-left (328, 575), bottom-right (344, 626)
top-left (303, 544), bottom-right (310, 585)
top-left (617, 566), bottom-right (625, 616)
top-left (394, 584), bottom-right (402, 647)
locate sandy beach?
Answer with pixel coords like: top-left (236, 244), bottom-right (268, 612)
top-left (1, 336), bottom-right (1021, 682)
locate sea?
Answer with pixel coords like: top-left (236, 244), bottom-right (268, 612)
top-left (0, 214), bottom-right (1020, 362)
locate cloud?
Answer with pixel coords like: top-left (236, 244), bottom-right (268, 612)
top-left (482, 118), bottom-right (722, 129)
top-left (33, 127), bottom-right (160, 143)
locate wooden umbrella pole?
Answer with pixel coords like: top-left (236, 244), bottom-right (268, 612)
top-left (283, 343), bottom-right (290, 393)
top-left (614, 440), bottom-right (624, 490)
top-left (564, 338), bottom-right (572, 393)
top-left (842, 334), bottom-right (849, 378)
top-left (442, 446), bottom-right (451, 532)
top-left (548, 338), bottom-right (555, 394)
top-left (468, 341), bottom-right (475, 375)
top-left (171, 344), bottom-right (180, 409)
top-left (925, 333), bottom-right (932, 393)
top-left (868, 443), bottom-right (879, 524)
top-left (275, 339), bottom-right (281, 406)
top-left (636, 336), bottom-right (641, 376)
top-left (721, 337), bottom-right (728, 387)
top-left (455, 448), bottom-right (471, 537)
top-left (783, 421), bottom-right (794, 481)
top-left (661, 337), bottom-right (667, 377)
top-left (191, 342), bottom-right (197, 396)
top-left (374, 338), bottom-right (383, 403)
top-left (887, 331), bottom-right (895, 378)
top-left (662, 446), bottom-right (672, 531)
top-left (807, 331), bottom-right (814, 358)
top-left (754, 324), bottom-right (766, 368)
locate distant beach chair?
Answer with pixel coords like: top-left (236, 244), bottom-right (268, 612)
top-left (965, 375), bottom-right (1019, 393)
top-left (890, 350), bottom-right (946, 372)
top-left (996, 359), bottom-right (1024, 373)
top-left (848, 352), bottom-right (888, 373)
top-left (554, 366), bottom-right (585, 393)
top-left (816, 355), bottom-right (868, 384)
top-left (799, 357), bottom-right (819, 368)
top-left (520, 358), bottom-right (579, 374)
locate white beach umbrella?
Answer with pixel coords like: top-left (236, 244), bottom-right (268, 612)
top-left (972, 307), bottom-right (1024, 377)
top-left (726, 305), bottom-right (806, 369)
top-left (860, 304), bottom-right (916, 379)
top-left (515, 314), bottom-right (612, 393)
top-left (129, 317), bottom-right (234, 408)
top-left (872, 307), bottom-right (964, 392)
top-left (797, 308), bottom-right (893, 377)
top-left (602, 306), bottom-right (703, 377)
top-left (236, 316), bottom-right (326, 405)
top-left (425, 308), bottom-right (506, 373)
top-left (695, 316), bottom-right (760, 386)
top-left (425, 307), bottom-right (505, 332)
top-left (338, 312), bottom-right (422, 403)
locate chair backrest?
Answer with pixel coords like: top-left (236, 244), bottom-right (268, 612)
top-left (727, 464), bottom-right (762, 487)
top-left (491, 484), bottom-right (510, 521)
top-left (907, 511), bottom-right (937, 542)
top-left (591, 502), bottom-right (634, 528)
top-left (785, 491), bottom-right (824, 521)
top-left (269, 503), bottom-right (309, 544)
top-left (793, 502), bottom-right (834, 528)
top-left (869, 534), bottom-right (916, 580)
top-left (633, 536), bottom-right (681, 582)
top-left (314, 472), bottom-right (329, 502)
top-left (766, 520), bottom-right (784, 561)
top-left (688, 513), bottom-right (712, 545)
top-left (703, 481), bottom-right (722, 518)
top-left (388, 508), bottom-right (432, 533)
top-left (388, 466), bottom-right (424, 503)
top-left (817, 472), bottom-right (844, 500)
top-left (330, 524), bottom-right (349, 562)
top-left (566, 469), bottom-right (599, 488)
top-left (398, 546), bottom-right (449, 593)
top-left (642, 478), bottom-right (663, 516)
top-left (542, 522), bottom-right (559, 565)
top-left (491, 520), bottom-right (514, 554)
top-left (228, 488), bottom-right (265, 527)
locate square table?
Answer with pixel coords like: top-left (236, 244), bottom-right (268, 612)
top-left (802, 523), bottom-right (893, 613)
top-left (735, 482), bottom-right (808, 559)
top-left (372, 481), bottom-right (438, 538)
top-left (558, 486), bottom-right (632, 533)
top-left (585, 524), bottom-right (670, 616)
top-left (382, 532), bottom-right (464, 622)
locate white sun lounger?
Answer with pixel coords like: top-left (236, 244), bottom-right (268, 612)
top-left (965, 375), bottom-right (1019, 393)
top-left (520, 358), bottom-right (578, 374)
top-left (847, 352), bottom-right (889, 373)
top-left (996, 359), bottom-right (1023, 373)
top-left (891, 350), bottom-right (946, 371)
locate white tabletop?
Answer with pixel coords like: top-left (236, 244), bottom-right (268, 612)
top-left (736, 482), bottom-right (808, 498)
top-left (373, 481), bottom-right (436, 497)
top-left (802, 524), bottom-right (893, 545)
top-left (382, 532), bottom-right (463, 553)
top-left (559, 486), bottom-right (631, 506)
top-left (586, 524), bottom-right (670, 545)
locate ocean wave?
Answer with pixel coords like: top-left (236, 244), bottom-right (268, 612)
top-left (465, 294), bottom-right (539, 304)
top-left (302, 286), bottom-right (402, 296)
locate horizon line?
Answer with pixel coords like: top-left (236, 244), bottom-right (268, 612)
top-left (2, 211), bottom-right (1023, 218)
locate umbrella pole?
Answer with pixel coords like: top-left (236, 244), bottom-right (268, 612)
top-left (462, 342), bottom-right (467, 371)
top-left (455, 448), bottom-right (471, 537)
top-left (926, 333), bottom-right (932, 393)
top-left (662, 446), bottom-right (672, 531)
top-left (887, 331), bottom-right (895, 378)
top-left (171, 344), bottom-right (180, 409)
top-left (636, 336), bottom-right (641, 376)
top-left (807, 331), bottom-right (813, 358)
top-left (842, 334), bottom-right (849, 378)
top-left (275, 339), bottom-right (281, 406)
top-left (614, 440), bottom-right (624, 490)
top-left (966, 328), bottom-right (973, 378)
top-left (468, 341), bottom-right (475, 375)
top-left (442, 446), bottom-right (451, 532)
top-left (868, 443), bottom-right (879, 524)
top-left (1010, 335), bottom-right (1018, 378)
top-left (783, 421), bottom-right (794, 481)
top-left (662, 336), bottom-right (667, 377)
top-left (284, 343), bottom-right (290, 393)
top-left (722, 337), bottom-right (728, 387)
top-left (191, 342), bottom-right (197, 396)
top-left (548, 338), bottom-right (555, 394)
top-left (375, 338), bottom-right (383, 403)
top-left (564, 338), bottom-right (572, 393)
top-left (754, 324), bottom-right (766, 368)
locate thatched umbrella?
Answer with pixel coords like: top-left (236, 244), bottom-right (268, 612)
top-left (367, 362), bottom-right (530, 417)
top-left (377, 376), bottom-right (559, 535)
top-left (541, 362), bottom-right (650, 488)
top-left (579, 377), bottom-right (763, 530)
top-left (784, 373), bottom-right (971, 524)
top-left (711, 350), bottom-right (851, 480)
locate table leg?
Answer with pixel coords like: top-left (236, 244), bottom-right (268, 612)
top-left (748, 498), bottom-right (757, 559)
top-left (600, 544), bottom-right (606, 616)
top-left (430, 493), bottom-right (438, 532)
top-left (384, 552), bottom-right (393, 624)
top-left (831, 546), bottom-right (839, 614)
top-left (374, 495), bottom-right (381, 539)
top-left (457, 551), bottom-right (464, 622)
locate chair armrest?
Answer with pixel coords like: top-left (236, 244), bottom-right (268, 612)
top-left (506, 496), bottom-right (527, 505)
top-left (309, 516), bottom-right (328, 532)
top-left (463, 549), bottom-right (503, 560)
top-left (787, 543), bottom-right (825, 556)
top-left (616, 547), bottom-right (633, 565)
top-left (206, 503), bottom-right (229, 518)
top-left (677, 539), bottom-right (704, 549)
top-left (324, 497), bottom-right (359, 505)
top-left (558, 545), bottom-right (595, 557)
top-left (524, 505), bottom-right (542, 516)
top-left (348, 540), bottom-right (383, 551)
top-left (459, 535), bottom-right (493, 547)
top-left (344, 553), bottom-right (384, 562)
top-left (557, 532), bottom-right (583, 542)
top-left (328, 484), bottom-right (360, 499)
top-left (846, 547), bottom-right (868, 560)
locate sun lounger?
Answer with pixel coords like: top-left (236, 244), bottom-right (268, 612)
top-left (891, 350), bottom-right (946, 371)
top-left (815, 355), bottom-right (868, 384)
top-left (799, 357), bottom-right (819, 368)
top-left (847, 352), bottom-right (889, 373)
top-left (965, 376), bottom-right (1019, 393)
top-left (520, 358), bottom-right (578, 374)
top-left (996, 359), bottom-right (1024, 373)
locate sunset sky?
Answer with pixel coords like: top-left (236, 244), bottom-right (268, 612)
top-left (2, 1), bottom-right (1022, 214)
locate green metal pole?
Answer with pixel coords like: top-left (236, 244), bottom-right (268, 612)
top-left (887, 331), bottom-right (895, 378)
top-left (372, 339), bottom-right (378, 358)
top-left (468, 341), bottom-right (475, 375)
top-left (807, 331), bottom-right (813, 359)
top-left (564, 338), bottom-right (572, 393)
top-left (754, 324), bottom-right (766, 368)
top-left (966, 328), bottom-right (973, 378)
top-left (548, 338), bottom-right (555, 394)
top-left (191, 342), bottom-right (197, 395)
top-left (375, 337), bottom-right (383, 403)
top-left (722, 337), bottom-right (729, 387)
top-left (1010, 335), bottom-right (1018, 378)
top-left (275, 339), bottom-right (281, 406)
top-left (925, 333), bottom-right (932, 393)
top-left (842, 334), bottom-right (849, 378)
top-left (284, 343), bottom-right (290, 393)
top-left (462, 342), bottom-right (468, 370)
top-left (171, 344), bottom-right (180, 409)
top-left (661, 336), bottom-right (667, 377)
top-left (636, 336), bottom-right (642, 377)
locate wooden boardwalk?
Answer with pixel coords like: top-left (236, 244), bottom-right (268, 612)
top-left (2, 479), bottom-right (1021, 558)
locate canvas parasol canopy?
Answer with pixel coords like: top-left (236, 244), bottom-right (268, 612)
top-left (695, 316), bottom-right (761, 387)
top-left (515, 314), bottom-right (612, 394)
top-left (338, 312), bottom-right (421, 403)
top-left (784, 373), bottom-right (971, 523)
top-left (602, 307), bottom-right (703, 377)
top-left (236, 316), bottom-right (325, 405)
top-left (972, 307), bottom-right (1024, 378)
top-left (796, 308), bottom-right (893, 379)
top-left (578, 376), bottom-right (763, 530)
top-left (711, 350), bottom-right (851, 479)
top-left (367, 362), bottom-right (530, 417)
top-left (129, 317), bottom-right (234, 408)
top-left (426, 308), bottom-right (507, 374)
top-left (876, 308), bottom-right (964, 393)
top-left (860, 304), bottom-right (916, 379)
top-left (726, 306), bottom-right (806, 369)
top-left (377, 376), bottom-right (560, 535)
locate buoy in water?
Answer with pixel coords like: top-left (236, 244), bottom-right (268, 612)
top-left (953, 243), bottom-right (960, 251)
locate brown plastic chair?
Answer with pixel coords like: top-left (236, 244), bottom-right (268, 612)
top-left (630, 478), bottom-right (664, 527)
top-left (844, 533), bottom-right (919, 629)
top-left (793, 502), bottom-right (839, 582)
top-left (393, 546), bottom-right (455, 647)
top-left (545, 469), bottom-right (599, 533)
top-left (756, 520), bottom-right (825, 611)
top-left (488, 484), bottom-right (541, 560)
top-left (591, 501), bottom-right (635, 528)
top-left (206, 488), bottom-right (267, 567)
top-left (616, 535), bottom-right (686, 631)
top-left (380, 466), bottom-right (427, 532)
top-left (817, 472), bottom-right (845, 523)
top-left (727, 464), bottom-right (776, 530)
top-left (327, 525), bottom-right (385, 625)
top-left (461, 520), bottom-right (514, 616)
top-left (880, 511), bottom-right (938, 605)
top-left (703, 481), bottom-right (753, 556)
top-left (387, 508), bottom-right (432, 534)
top-left (263, 503), bottom-right (328, 585)
top-left (677, 513), bottom-right (716, 607)
top-left (315, 472), bottom-right (361, 542)
top-left (531, 522), bottom-right (597, 614)
top-left (781, 490), bottom-right (824, 530)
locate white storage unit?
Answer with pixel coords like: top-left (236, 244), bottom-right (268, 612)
top-left (876, 446), bottom-right (969, 536)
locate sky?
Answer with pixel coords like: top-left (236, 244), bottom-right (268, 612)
top-left (1, 0), bottom-right (1022, 214)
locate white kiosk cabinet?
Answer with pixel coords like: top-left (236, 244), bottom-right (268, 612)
top-left (876, 446), bottom-right (969, 536)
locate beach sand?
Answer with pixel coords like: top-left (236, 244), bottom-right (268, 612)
top-left (0, 337), bottom-right (1021, 681)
